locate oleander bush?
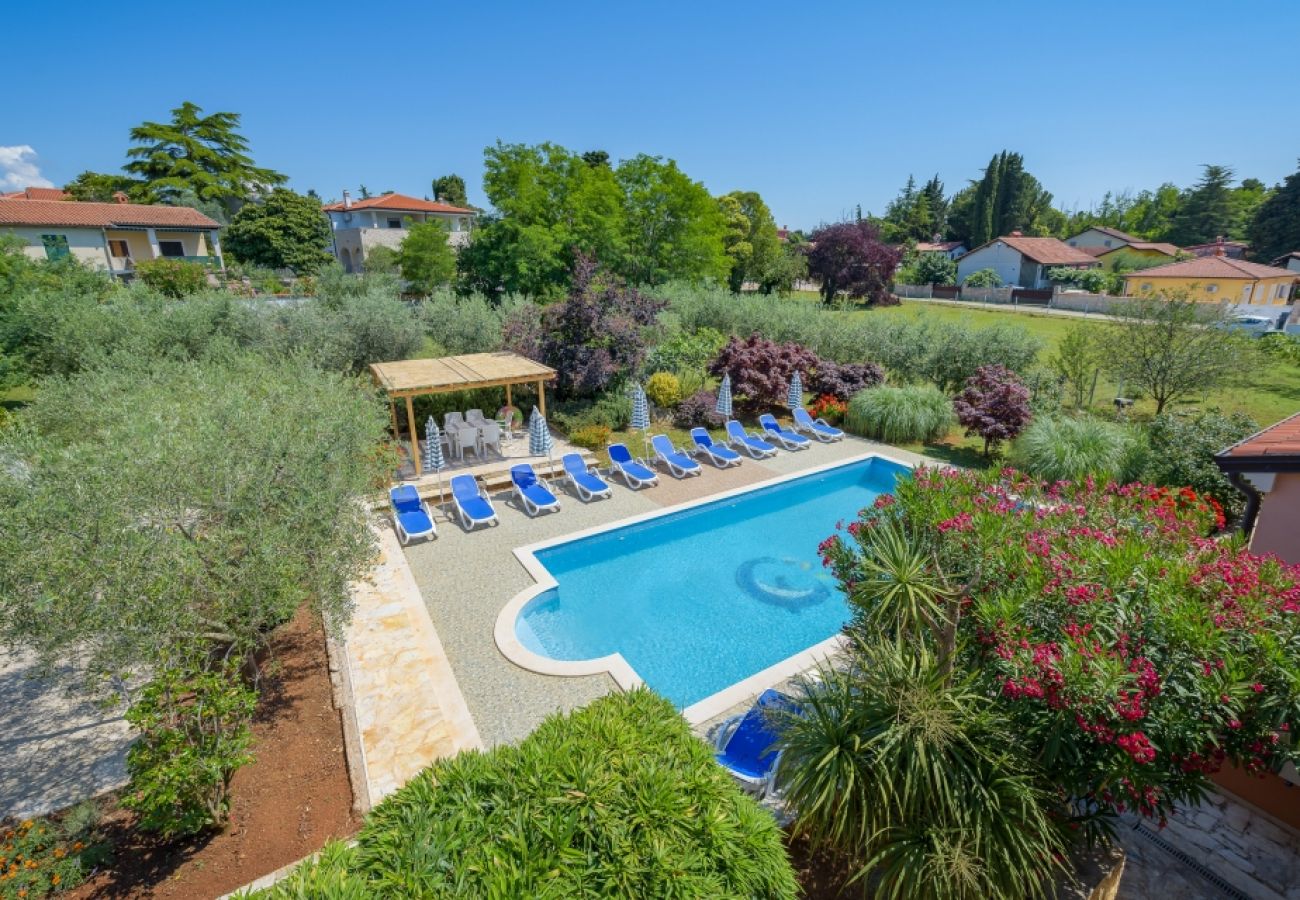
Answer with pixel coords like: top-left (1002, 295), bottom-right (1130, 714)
top-left (1142, 408), bottom-right (1257, 522)
top-left (1011, 415), bottom-right (1147, 484)
top-left (250, 690), bottom-right (799, 899)
top-left (845, 385), bottom-right (954, 444)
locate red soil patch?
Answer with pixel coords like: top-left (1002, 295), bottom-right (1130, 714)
top-left (70, 607), bottom-right (358, 899)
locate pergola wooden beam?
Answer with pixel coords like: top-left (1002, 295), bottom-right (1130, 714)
top-left (369, 352), bottom-right (558, 475)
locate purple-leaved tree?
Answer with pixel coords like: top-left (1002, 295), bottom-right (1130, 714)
top-left (804, 221), bottom-right (902, 306)
top-left (953, 364), bottom-right (1033, 456)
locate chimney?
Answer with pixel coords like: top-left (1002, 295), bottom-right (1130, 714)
top-left (1214, 235), bottom-right (1225, 257)
top-left (343, 190), bottom-right (352, 210)
top-left (1010, 230), bottom-right (1023, 237)
top-left (112, 191), bottom-right (129, 204)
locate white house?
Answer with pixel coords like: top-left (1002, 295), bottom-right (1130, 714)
top-left (0, 188), bottom-right (223, 277)
top-left (322, 191), bottom-right (476, 274)
top-left (956, 234), bottom-right (1099, 289)
top-left (1064, 225), bottom-right (1140, 252)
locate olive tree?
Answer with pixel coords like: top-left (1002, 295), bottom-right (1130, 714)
top-left (0, 353), bottom-right (393, 694)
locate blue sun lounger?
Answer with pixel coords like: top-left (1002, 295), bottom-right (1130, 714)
top-left (450, 474), bottom-right (498, 530)
top-left (651, 434), bottom-right (702, 479)
top-left (725, 419), bottom-right (778, 459)
top-left (759, 413), bottom-right (811, 451)
top-left (714, 689), bottom-right (799, 797)
top-left (389, 484), bottom-right (436, 545)
top-left (511, 464), bottom-right (560, 517)
top-left (792, 407), bottom-right (844, 442)
top-left (608, 443), bottom-right (659, 489)
top-left (562, 452), bottom-right (612, 502)
top-left (689, 428), bottom-right (742, 468)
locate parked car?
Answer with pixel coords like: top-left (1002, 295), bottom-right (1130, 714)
top-left (1221, 314), bottom-right (1277, 337)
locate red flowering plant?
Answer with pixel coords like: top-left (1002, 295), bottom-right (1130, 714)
top-left (819, 466), bottom-right (1300, 840)
top-left (807, 394), bottom-right (848, 425)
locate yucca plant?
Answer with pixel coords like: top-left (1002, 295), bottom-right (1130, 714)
top-left (845, 385), bottom-right (955, 444)
top-left (776, 642), bottom-right (1068, 900)
top-left (1010, 415), bottom-right (1145, 483)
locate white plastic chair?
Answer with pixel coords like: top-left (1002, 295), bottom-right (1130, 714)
top-left (479, 420), bottom-right (503, 457)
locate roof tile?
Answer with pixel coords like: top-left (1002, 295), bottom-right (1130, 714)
top-left (0, 199), bottom-right (219, 229)
top-left (322, 192), bottom-right (473, 215)
top-left (1124, 256), bottom-right (1299, 281)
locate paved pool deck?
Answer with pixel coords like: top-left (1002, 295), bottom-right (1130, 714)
top-left (402, 435), bottom-right (936, 746)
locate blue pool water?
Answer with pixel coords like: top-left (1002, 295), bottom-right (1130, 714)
top-left (516, 457), bottom-right (908, 708)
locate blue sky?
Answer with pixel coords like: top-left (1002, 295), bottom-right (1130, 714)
top-left (6, 0), bottom-right (1298, 228)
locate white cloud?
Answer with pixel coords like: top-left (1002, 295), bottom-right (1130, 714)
top-left (0, 145), bottom-right (55, 191)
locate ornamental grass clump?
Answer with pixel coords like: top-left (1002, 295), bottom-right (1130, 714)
top-left (254, 690), bottom-right (799, 898)
top-left (816, 467), bottom-right (1299, 846)
top-left (845, 385), bottom-right (954, 444)
top-left (1011, 415), bottom-right (1146, 484)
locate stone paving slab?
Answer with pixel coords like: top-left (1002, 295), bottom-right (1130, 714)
top-left (0, 652), bottom-right (131, 819)
top-left (341, 523), bottom-right (482, 804)
top-left (403, 436), bottom-right (934, 747)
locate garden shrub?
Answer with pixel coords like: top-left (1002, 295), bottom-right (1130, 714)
top-left (0, 806), bottom-right (106, 899)
top-left (1259, 331), bottom-right (1300, 367)
top-left (708, 333), bottom-right (820, 412)
top-left (133, 258), bottom-right (209, 298)
top-left (808, 359), bottom-right (884, 401)
top-left (807, 394), bottom-right (847, 425)
top-left (963, 267), bottom-right (1003, 288)
top-left (567, 423), bottom-right (612, 451)
top-left (953, 364), bottom-right (1033, 456)
top-left (550, 392), bottom-right (632, 434)
top-left (1011, 415), bottom-right (1146, 484)
top-left (673, 389), bottom-right (723, 429)
top-left (252, 690), bottom-right (799, 899)
top-left (123, 660), bottom-right (258, 837)
top-left (1142, 408), bottom-right (1257, 522)
top-left (417, 289), bottom-right (518, 355)
top-left (845, 385), bottom-right (954, 444)
top-left (643, 371), bottom-right (681, 409)
top-left (646, 326), bottom-right (726, 374)
top-left (819, 467), bottom-right (1300, 842)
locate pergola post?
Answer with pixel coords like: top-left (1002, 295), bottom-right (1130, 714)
top-left (405, 394), bottom-right (421, 477)
top-left (537, 379), bottom-right (546, 417)
top-left (505, 383), bottom-right (512, 410)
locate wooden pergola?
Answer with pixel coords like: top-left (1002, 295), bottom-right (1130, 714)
top-left (369, 352), bottom-right (557, 475)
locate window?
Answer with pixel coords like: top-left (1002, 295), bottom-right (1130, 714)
top-left (158, 240), bottom-right (185, 258)
top-left (1140, 282), bottom-right (1152, 293)
top-left (40, 234), bottom-right (70, 261)
top-left (1205, 284), bottom-right (1218, 294)
top-left (387, 217), bottom-right (402, 229)
top-left (108, 239), bottom-right (130, 258)
top-left (1103, 239), bottom-right (1112, 247)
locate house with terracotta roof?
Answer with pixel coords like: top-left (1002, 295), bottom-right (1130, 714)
top-left (1093, 241), bottom-right (1182, 271)
top-left (1184, 237), bottom-right (1249, 260)
top-left (955, 233), bottom-right (1099, 289)
top-left (915, 240), bottom-right (966, 260)
top-left (0, 191), bottom-right (223, 276)
top-left (1123, 255), bottom-right (1298, 306)
top-left (1064, 225), bottom-right (1140, 253)
top-left (322, 191), bottom-right (476, 273)
top-left (1269, 251), bottom-right (1300, 274)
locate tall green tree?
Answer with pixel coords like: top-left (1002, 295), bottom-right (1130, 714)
top-left (719, 190), bottom-right (781, 292)
top-left (223, 188), bottom-right (333, 273)
top-left (432, 174), bottom-right (468, 207)
top-left (63, 170), bottom-right (142, 202)
top-left (883, 174), bottom-right (947, 243)
top-left (616, 154), bottom-right (728, 285)
top-left (1165, 164), bottom-right (1237, 246)
top-left (1248, 160), bottom-right (1300, 263)
top-left (398, 220), bottom-right (457, 294)
top-left (948, 151), bottom-right (1056, 247)
top-left (125, 102), bottom-right (286, 212)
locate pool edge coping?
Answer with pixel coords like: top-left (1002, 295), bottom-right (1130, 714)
top-left (492, 447), bottom-right (916, 725)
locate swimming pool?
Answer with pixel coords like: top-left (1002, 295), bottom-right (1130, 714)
top-left (497, 454), bottom-right (910, 718)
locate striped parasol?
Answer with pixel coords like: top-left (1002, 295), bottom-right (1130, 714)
top-left (424, 416), bottom-right (448, 516)
top-left (787, 371), bottom-right (804, 411)
top-left (529, 406), bottom-right (555, 477)
top-left (715, 373), bottom-right (733, 419)
top-left (629, 383), bottom-right (651, 458)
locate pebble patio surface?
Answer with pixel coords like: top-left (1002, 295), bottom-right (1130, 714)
top-left (403, 436), bottom-right (933, 746)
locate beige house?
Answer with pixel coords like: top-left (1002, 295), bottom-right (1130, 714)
top-left (322, 192), bottom-right (476, 274)
top-left (0, 188), bottom-right (222, 277)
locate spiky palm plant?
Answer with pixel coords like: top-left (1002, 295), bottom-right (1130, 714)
top-left (776, 643), bottom-right (1068, 900)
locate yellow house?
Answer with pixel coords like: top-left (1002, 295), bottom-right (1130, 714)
top-left (1124, 255), bottom-right (1298, 306)
top-left (1095, 241), bottom-right (1181, 271)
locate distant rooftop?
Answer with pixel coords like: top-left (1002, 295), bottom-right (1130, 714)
top-left (0, 197), bottom-right (219, 229)
top-left (1124, 255), bottom-right (1298, 281)
top-left (323, 192), bottom-right (474, 215)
